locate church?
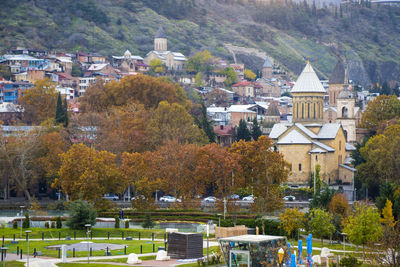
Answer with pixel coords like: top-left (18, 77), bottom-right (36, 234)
top-left (270, 62), bottom-right (355, 185)
top-left (144, 26), bottom-right (187, 71)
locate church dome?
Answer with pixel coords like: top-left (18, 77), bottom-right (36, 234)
top-left (291, 62), bottom-right (325, 94)
top-left (155, 26), bottom-right (167, 39)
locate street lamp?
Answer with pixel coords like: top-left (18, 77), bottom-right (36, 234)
top-left (342, 232), bottom-right (347, 257)
top-left (25, 230), bottom-right (31, 267)
top-left (19, 206), bottom-right (25, 238)
top-left (1, 247), bottom-right (8, 267)
top-left (85, 224), bottom-right (91, 264)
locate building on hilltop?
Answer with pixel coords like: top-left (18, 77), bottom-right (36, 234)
top-left (144, 26), bottom-right (187, 71)
top-left (270, 62), bottom-right (355, 187)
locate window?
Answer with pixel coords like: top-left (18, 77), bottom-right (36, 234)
top-left (342, 107), bottom-right (348, 118)
top-left (338, 155), bottom-right (342, 164)
top-left (307, 103), bottom-right (310, 118)
top-left (316, 155), bottom-right (318, 161)
top-left (299, 164), bottom-right (302, 172)
top-left (313, 103), bottom-right (316, 118)
top-left (301, 103), bottom-right (304, 119)
top-left (339, 141), bottom-right (342, 151)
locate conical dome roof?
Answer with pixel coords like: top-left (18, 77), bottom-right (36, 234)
top-left (155, 26), bottom-right (167, 38)
top-left (291, 62), bottom-right (326, 93)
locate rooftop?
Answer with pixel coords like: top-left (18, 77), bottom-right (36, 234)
top-left (291, 62), bottom-right (325, 94)
top-left (155, 26), bottom-right (167, 39)
top-left (219, 235), bottom-right (286, 243)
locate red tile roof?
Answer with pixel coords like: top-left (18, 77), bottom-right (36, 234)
top-left (213, 125), bottom-right (235, 136)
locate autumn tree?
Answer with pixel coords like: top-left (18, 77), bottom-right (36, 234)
top-left (360, 95), bottom-right (400, 134)
top-left (0, 128), bottom-right (43, 200)
top-left (20, 78), bottom-right (58, 124)
top-left (195, 143), bottom-right (243, 199)
top-left (144, 141), bottom-right (201, 202)
top-left (96, 103), bottom-right (150, 155)
top-left (56, 144), bottom-right (125, 206)
top-left (147, 101), bottom-right (209, 149)
top-left (343, 202), bottom-right (383, 258)
top-left (80, 75), bottom-right (189, 111)
top-left (279, 208), bottom-right (305, 238)
top-left (309, 208), bottom-right (335, 246)
top-left (357, 124), bottom-right (400, 187)
top-left (205, 89), bottom-right (231, 107)
top-left (244, 69), bottom-right (256, 81)
top-left (376, 182), bottom-right (400, 220)
top-left (329, 193), bottom-right (350, 218)
top-left (79, 79), bottom-right (108, 113)
top-left (37, 130), bottom-right (70, 185)
top-left (230, 136), bottom-right (289, 212)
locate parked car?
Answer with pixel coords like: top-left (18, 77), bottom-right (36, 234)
top-left (230, 194), bottom-right (240, 200)
top-left (283, 195), bottom-right (296, 201)
top-left (159, 195), bottom-right (181, 203)
top-left (103, 194), bottom-right (119, 201)
top-left (131, 195), bottom-right (146, 200)
top-left (242, 195), bottom-right (254, 202)
top-left (203, 196), bottom-right (217, 203)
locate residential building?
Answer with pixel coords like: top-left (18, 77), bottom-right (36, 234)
top-left (232, 81), bottom-right (263, 98)
top-left (0, 81), bottom-right (33, 103)
top-left (228, 105), bottom-right (257, 126)
top-left (56, 86), bottom-right (75, 100)
top-left (214, 125), bottom-right (235, 147)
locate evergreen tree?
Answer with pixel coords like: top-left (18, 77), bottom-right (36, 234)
top-left (194, 102), bottom-right (215, 143)
top-left (236, 119), bottom-right (251, 141)
top-left (251, 117), bottom-right (262, 141)
top-left (55, 93), bottom-right (68, 127)
top-left (142, 214), bottom-right (155, 229)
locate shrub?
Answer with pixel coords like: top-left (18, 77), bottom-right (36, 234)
top-left (45, 222), bottom-right (50, 228)
top-left (114, 216), bottom-right (120, 229)
top-left (22, 212), bottom-right (30, 228)
top-left (13, 221), bottom-right (18, 229)
top-left (339, 255), bottom-right (360, 267)
top-left (66, 200), bottom-right (97, 230)
top-left (51, 221), bottom-right (55, 228)
top-left (125, 220), bottom-right (130, 229)
top-left (142, 214), bottom-right (155, 229)
top-left (56, 216), bottom-right (62, 229)
top-left (47, 201), bottom-right (66, 210)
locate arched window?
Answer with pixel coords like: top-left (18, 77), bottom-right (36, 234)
top-left (339, 141), bottom-right (342, 151)
top-left (302, 103), bottom-right (304, 119)
top-left (342, 106), bottom-right (348, 118)
top-left (307, 103), bottom-right (310, 119)
top-left (343, 130), bottom-right (348, 141)
top-left (299, 164), bottom-right (302, 172)
top-left (296, 103), bottom-right (299, 118)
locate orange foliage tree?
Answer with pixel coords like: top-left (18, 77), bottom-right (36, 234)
top-left (56, 143), bottom-right (125, 205)
top-left (230, 136), bottom-right (290, 212)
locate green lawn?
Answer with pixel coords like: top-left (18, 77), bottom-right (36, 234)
top-left (5, 261), bottom-right (25, 267)
top-left (0, 228), bottom-right (165, 240)
top-left (57, 264), bottom-right (135, 267)
top-left (3, 239), bottom-right (163, 258)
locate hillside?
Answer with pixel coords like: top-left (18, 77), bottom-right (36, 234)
top-left (1, 0), bottom-right (400, 86)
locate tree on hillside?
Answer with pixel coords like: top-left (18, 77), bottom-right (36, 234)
top-left (149, 59), bottom-right (165, 74)
top-left (375, 182), bottom-right (400, 220)
top-left (56, 143), bottom-right (125, 206)
top-left (186, 50), bottom-right (214, 74)
top-left (194, 102), bottom-right (215, 143)
top-left (309, 208), bottom-right (335, 246)
top-left (360, 95), bottom-right (400, 134)
top-left (357, 124), bottom-right (400, 187)
top-left (329, 193), bottom-right (350, 219)
top-left (236, 119), bottom-right (251, 142)
top-left (55, 93), bottom-right (68, 127)
top-left (279, 208), bottom-right (305, 239)
top-left (81, 75), bottom-right (188, 111)
top-left (20, 78), bottom-right (58, 124)
top-left (344, 202), bottom-right (383, 258)
top-left (147, 101), bottom-right (209, 149)
top-left (230, 136), bottom-right (289, 212)
top-left (244, 69), bottom-right (256, 81)
top-left (251, 117), bottom-right (262, 141)
top-left (219, 67), bottom-right (238, 88)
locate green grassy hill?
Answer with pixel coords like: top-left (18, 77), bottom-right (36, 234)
top-left (1, 0), bottom-right (399, 86)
